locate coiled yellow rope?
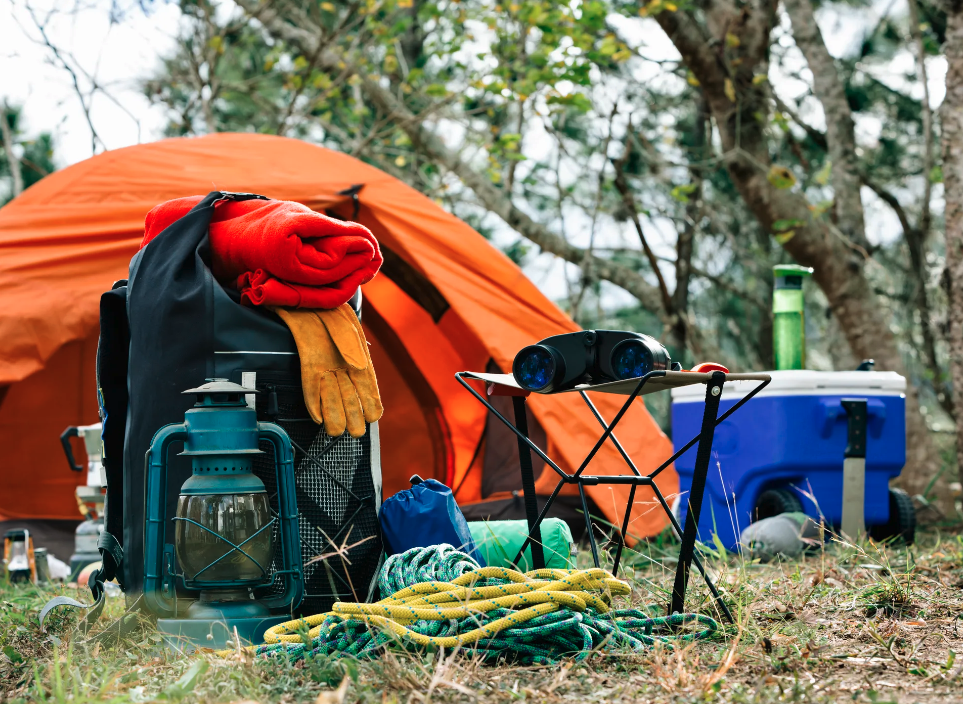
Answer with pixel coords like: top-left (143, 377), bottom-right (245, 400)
top-left (221, 546), bottom-right (718, 664)
top-left (261, 566), bottom-right (628, 650)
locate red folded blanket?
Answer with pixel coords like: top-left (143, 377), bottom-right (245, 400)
top-left (141, 195), bottom-right (382, 309)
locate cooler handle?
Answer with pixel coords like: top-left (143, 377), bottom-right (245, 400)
top-left (818, 398), bottom-right (885, 438)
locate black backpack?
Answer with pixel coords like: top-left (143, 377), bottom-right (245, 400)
top-left (94, 191), bottom-right (383, 616)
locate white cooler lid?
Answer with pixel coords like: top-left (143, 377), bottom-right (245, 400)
top-left (670, 369), bottom-right (906, 402)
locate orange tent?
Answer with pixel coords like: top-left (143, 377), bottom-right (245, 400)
top-left (0, 133), bottom-right (677, 540)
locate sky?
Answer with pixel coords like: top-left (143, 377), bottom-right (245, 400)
top-left (1, 0), bottom-right (947, 312)
top-left (1, 0), bottom-right (180, 165)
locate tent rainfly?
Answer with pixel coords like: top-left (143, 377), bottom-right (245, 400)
top-left (0, 133), bottom-right (677, 541)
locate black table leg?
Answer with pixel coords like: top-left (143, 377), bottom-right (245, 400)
top-left (611, 484), bottom-right (636, 575)
top-left (671, 371), bottom-right (725, 615)
top-left (578, 482), bottom-right (601, 568)
top-left (512, 396), bottom-right (545, 570)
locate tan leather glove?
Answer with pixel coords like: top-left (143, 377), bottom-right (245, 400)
top-left (273, 305), bottom-right (383, 438)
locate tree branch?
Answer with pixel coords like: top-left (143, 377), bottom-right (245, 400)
top-left (23, 2), bottom-right (103, 153)
top-left (612, 140), bottom-right (674, 315)
top-left (235, 0), bottom-right (669, 320)
top-left (772, 94), bottom-right (828, 150)
top-left (0, 103), bottom-right (24, 199)
top-left (863, 177), bottom-right (913, 236)
top-left (782, 0), bottom-right (869, 252)
top-left (907, 0), bottom-right (934, 238)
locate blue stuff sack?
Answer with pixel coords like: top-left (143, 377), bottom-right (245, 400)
top-left (379, 476), bottom-right (485, 565)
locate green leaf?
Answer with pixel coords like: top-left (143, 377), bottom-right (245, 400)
top-left (2, 646), bottom-right (23, 664)
top-left (163, 660), bottom-right (209, 699)
top-left (670, 183), bottom-right (699, 203)
top-left (774, 230), bottom-right (796, 244)
top-left (772, 218), bottom-right (803, 233)
top-left (943, 650), bottom-right (956, 671)
top-left (711, 532), bottom-right (729, 556)
top-left (929, 165), bottom-right (943, 184)
top-left (599, 35), bottom-right (619, 56)
top-left (725, 33), bottom-right (740, 48)
top-left (813, 160), bottom-right (832, 186)
top-left (546, 93), bottom-right (592, 112)
top-left (341, 659), bottom-right (359, 684)
top-left (767, 165), bottom-right (796, 189)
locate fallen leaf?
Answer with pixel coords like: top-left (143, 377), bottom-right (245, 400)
top-left (316, 676), bottom-right (350, 704)
top-left (724, 78), bottom-right (736, 102)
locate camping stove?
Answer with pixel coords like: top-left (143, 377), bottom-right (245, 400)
top-left (61, 423), bottom-right (106, 578)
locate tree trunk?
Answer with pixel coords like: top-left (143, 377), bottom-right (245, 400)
top-left (671, 99), bottom-right (708, 363)
top-left (655, 1), bottom-right (942, 499)
top-left (942, 2), bottom-right (963, 491)
top-left (783, 0), bottom-right (869, 253)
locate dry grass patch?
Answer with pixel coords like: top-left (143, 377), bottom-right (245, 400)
top-left (2, 530), bottom-right (961, 703)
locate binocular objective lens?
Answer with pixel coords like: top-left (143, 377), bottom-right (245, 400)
top-left (516, 347), bottom-right (555, 390)
top-left (613, 341), bottom-right (652, 380)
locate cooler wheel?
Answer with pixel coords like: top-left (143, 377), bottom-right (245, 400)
top-left (754, 487), bottom-right (803, 521)
top-left (869, 488), bottom-right (916, 545)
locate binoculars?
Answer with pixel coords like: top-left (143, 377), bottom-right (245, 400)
top-left (512, 330), bottom-right (674, 394)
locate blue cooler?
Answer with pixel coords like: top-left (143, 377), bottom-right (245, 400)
top-left (670, 371), bottom-right (906, 551)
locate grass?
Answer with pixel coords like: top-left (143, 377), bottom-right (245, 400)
top-left (2, 529), bottom-right (963, 703)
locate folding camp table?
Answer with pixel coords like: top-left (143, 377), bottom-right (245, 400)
top-left (455, 369), bottom-right (772, 623)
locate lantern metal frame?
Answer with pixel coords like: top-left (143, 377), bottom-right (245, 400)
top-left (456, 369), bottom-right (772, 624)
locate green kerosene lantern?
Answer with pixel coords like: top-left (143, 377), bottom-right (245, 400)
top-left (143, 380), bottom-right (303, 650)
top-left (772, 264), bottom-right (813, 370)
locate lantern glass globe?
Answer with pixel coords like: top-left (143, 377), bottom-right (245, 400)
top-left (175, 492), bottom-right (273, 583)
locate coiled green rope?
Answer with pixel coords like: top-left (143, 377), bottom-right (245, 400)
top-left (250, 544), bottom-right (718, 665)
top-left (378, 544), bottom-right (479, 596)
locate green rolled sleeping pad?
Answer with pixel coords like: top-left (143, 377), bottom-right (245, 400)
top-left (467, 518), bottom-right (576, 571)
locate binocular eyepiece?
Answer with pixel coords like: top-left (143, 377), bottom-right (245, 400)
top-left (512, 330), bottom-right (672, 394)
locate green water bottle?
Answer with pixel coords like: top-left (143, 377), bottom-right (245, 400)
top-left (772, 264), bottom-right (813, 370)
